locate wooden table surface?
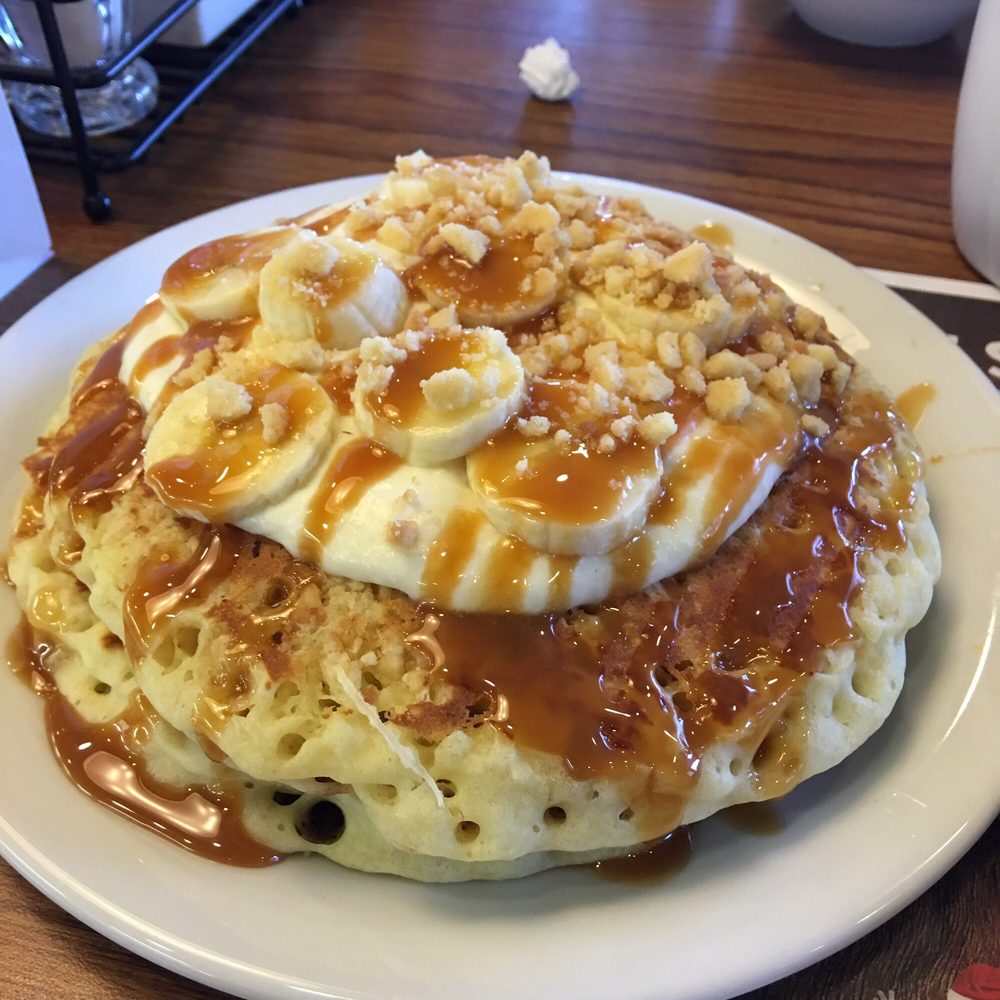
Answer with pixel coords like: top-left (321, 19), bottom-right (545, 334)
top-left (1, 1), bottom-right (996, 998)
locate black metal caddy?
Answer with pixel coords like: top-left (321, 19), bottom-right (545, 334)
top-left (0, 0), bottom-right (304, 221)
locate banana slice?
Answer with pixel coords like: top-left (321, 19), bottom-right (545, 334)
top-left (145, 367), bottom-right (335, 522)
top-left (160, 227), bottom-right (295, 324)
top-left (407, 234), bottom-right (557, 327)
top-left (353, 326), bottom-right (525, 466)
top-left (467, 422), bottom-right (664, 557)
top-left (592, 287), bottom-right (739, 353)
top-left (258, 230), bottom-right (409, 351)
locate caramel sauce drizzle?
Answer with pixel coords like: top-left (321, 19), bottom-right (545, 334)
top-left (123, 527), bottom-right (239, 664)
top-left (406, 235), bottom-right (539, 315)
top-left (129, 315), bottom-right (257, 403)
top-left (410, 390), bottom-right (915, 834)
top-left (591, 800), bottom-right (782, 883)
top-left (367, 334), bottom-right (468, 426)
top-left (591, 828), bottom-right (693, 883)
top-left (6, 618), bottom-right (281, 866)
top-left (29, 334), bottom-right (146, 525)
top-left (474, 428), bottom-right (660, 527)
top-left (593, 198), bottom-right (623, 244)
top-left (609, 533), bottom-right (656, 596)
top-left (420, 507), bottom-right (485, 606)
top-left (161, 229), bottom-right (293, 295)
top-left (692, 222), bottom-right (734, 248)
top-left (301, 250), bottom-right (376, 345)
top-left (895, 382), bottom-right (935, 429)
top-left (144, 368), bottom-right (328, 521)
top-left (303, 206), bottom-right (350, 236)
top-left (316, 364), bottom-right (357, 415)
top-left (506, 306), bottom-right (558, 346)
top-left (651, 402), bottom-right (801, 560)
top-left (300, 438), bottom-right (402, 564)
top-left (470, 376), bottom-right (663, 528)
top-left (13, 490), bottom-right (45, 540)
top-left (123, 526), bottom-right (321, 712)
top-left (480, 533), bottom-right (539, 608)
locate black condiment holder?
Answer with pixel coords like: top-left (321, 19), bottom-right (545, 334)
top-left (0, 0), bottom-right (304, 221)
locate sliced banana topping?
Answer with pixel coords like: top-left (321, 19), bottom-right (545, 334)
top-left (257, 230), bottom-right (409, 353)
top-left (592, 286), bottom-right (739, 350)
top-left (353, 325), bottom-right (525, 466)
top-left (468, 430), bottom-right (664, 557)
top-left (407, 233), bottom-right (558, 327)
top-left (160, 227), bottom-right (295, 324)
top-left (466, 377), bottom-right (670, 557)
top-left (117, 153), bottom-right (827, 616)
top-left (145, 366), bottom-right (335, 522)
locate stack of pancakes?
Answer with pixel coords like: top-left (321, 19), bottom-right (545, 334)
top-left (7, 153), bottom-right (939, 880)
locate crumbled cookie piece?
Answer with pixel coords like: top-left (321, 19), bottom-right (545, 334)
top-left (171, 348), bottom-right (215, 391)
top-left (830, 360), bottom-right (852, 394)
top-left (680, 332), bottom-right (707, 368)
top-left (656, 331), bottom-right (682, 369)
top-left (705, 377), bottom-right (751, 422)
top-left (421, 368), bottom-right (477, 412)
top-left (745, 351), bottom-right (777, 372)
top-left (355, 336), bottom-right (405, 398)
top-left (637, 410), bottom-right (678, 446)
top-left (801, 414), bottom-right (830, 437)
top-left (762, 362), bottom-right (796, 403)
top-left (428, 304), bottom-right (458, 330)
top-left (804, 343), bottom-right (836, 370)
top-left (792, 305), bottom-right (823, 339)
top-left (677, 364), bottom-right (707, 396)
top-left (583, 341), bottom-right (625, 393)
top-left (624, 362), bottom-right (674, 402)
top-left (787, 352), bottom-right (824, 405)
top-left (387, 519), bottom-right (419, 548)
top-left (204, 378), bottom-right (252, 423)
top-left (438, 223), bottom-right (490, 264)
top-left (517, 415), bottom-right (551, 437)
top-left (511, 200), bottom-right (561, 235)
top-left (360, 335), bottom-right (407, 366)
top-left (661, 241), bottom-right (712, 286)
top-left (702, 349), bottom-right (764, 389)
top-left (376, 216), bottom-right (413, 253)
top-left (260, 402), bottom-right (289, 445)
top-left (758, 329), bottom-right (789, 359)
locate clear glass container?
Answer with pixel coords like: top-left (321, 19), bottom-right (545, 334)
top-left (0, 0), bottom-right (158, 137)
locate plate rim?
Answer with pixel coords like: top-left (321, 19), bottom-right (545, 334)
top-left (1, 170), bottom-right (997, 1000)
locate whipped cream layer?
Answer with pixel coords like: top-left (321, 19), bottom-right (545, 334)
top-left (116, 152), bottom-right (839, 613)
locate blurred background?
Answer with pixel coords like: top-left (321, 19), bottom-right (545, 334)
top-left (1, 0), bottom-right (982, 279)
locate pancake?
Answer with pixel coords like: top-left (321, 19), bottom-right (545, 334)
top-left (6, 152), bottom-right (940, 879)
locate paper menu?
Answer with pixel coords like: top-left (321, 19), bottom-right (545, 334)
top-left (0, 94), bottom-right (52, 301)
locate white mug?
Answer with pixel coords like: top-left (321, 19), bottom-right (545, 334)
top-left (788, 0), bottom-right (978, 48)
top-left (953, 1), bottom-right (1000, 287)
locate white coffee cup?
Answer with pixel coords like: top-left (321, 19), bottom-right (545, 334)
top-left (953, 1), bottom-right (1000, 287)
top-left (788, 0), bottom-right (978, 48)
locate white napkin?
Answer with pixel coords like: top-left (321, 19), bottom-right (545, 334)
top-left (519, 37), bottom-right (580, 101)
top-left (0, 96), bottom-right (52, 301)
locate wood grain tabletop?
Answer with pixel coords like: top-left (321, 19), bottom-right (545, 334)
top-left (1, 1), bottom-right (997, 998)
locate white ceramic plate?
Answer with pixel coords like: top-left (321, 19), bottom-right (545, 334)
top-left (1, 174), bottom-right (998, 1000)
